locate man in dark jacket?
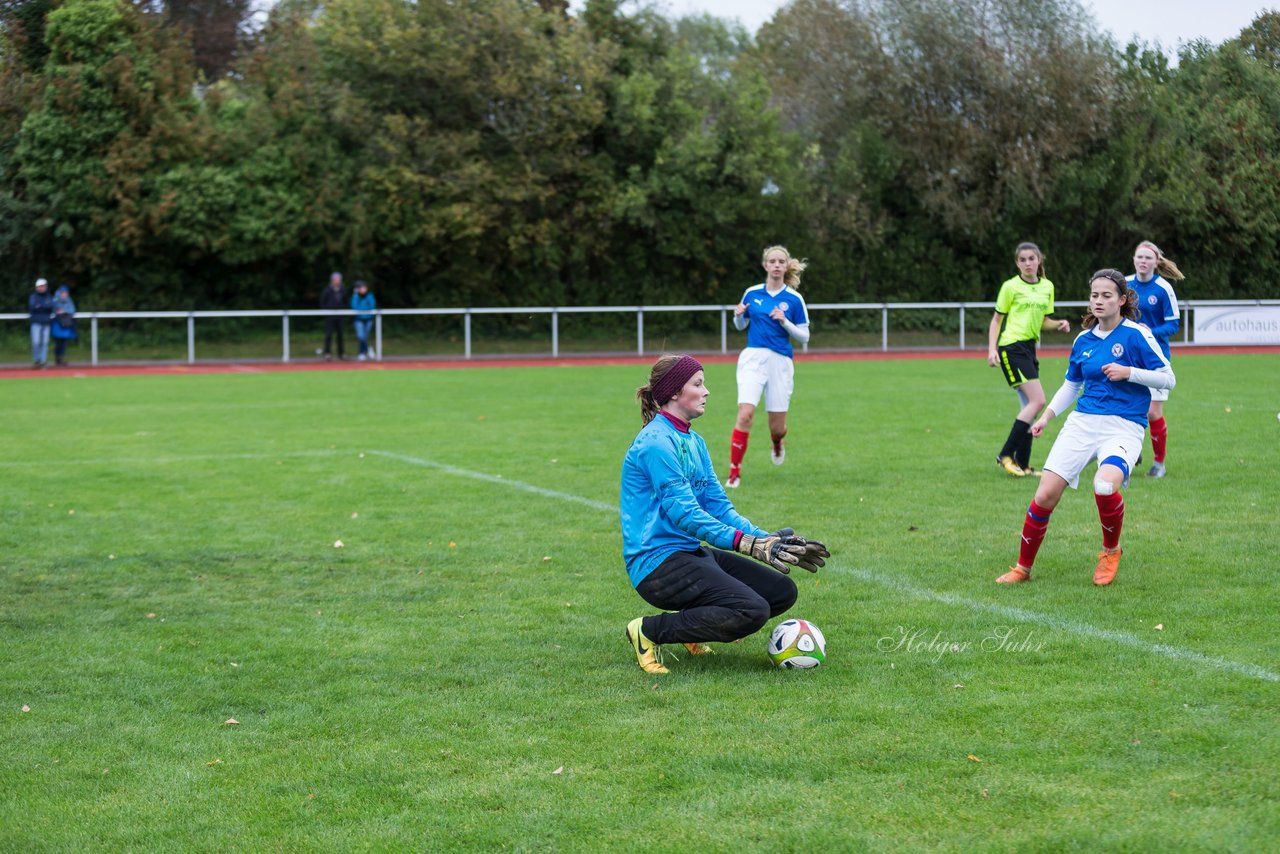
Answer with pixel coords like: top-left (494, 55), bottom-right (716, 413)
top-left (28, 278), bottom-right (55, 368)
top-left (319, 272), bottom-right (346, 360)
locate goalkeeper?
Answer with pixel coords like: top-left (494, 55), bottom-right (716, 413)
top-left (619, 354), bottom-right (830, 674)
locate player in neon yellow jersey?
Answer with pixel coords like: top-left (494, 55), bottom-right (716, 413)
top-left (987, 242), bottom-right (1071, 477)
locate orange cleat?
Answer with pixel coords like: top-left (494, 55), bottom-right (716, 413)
top-left (1093, 549), bottom-right (1122, 586)
top-left (683, 642), bottom-right (715, 656)
top-left (996, 566), bottom-right (1031, 584)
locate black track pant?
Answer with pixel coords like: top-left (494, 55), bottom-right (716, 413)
top-left (323, 316), bottom-right (345, 356)
top-left (635, 547), bottom-right (797, 644)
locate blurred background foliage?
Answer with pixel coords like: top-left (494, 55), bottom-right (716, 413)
top-left (1, 0), bottom-right (1278, 314)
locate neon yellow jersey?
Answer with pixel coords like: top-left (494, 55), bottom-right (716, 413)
top-left (994, 275), bottom-right (1056, 346)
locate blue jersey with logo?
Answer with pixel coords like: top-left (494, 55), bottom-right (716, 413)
top-left (620, 415), bottom-right (767, 588)
top-left (738, 284), bottom-right (810, 358)
top-left (1126, 274), bottom-right (1179, 358)
top-left (1064, 320), bottom-right (1172, 427)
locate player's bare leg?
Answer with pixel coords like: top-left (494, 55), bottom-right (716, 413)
top-left (768, 410), bottom-right (788, 465)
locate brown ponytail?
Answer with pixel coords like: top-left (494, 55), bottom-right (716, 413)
top-left (1014, 242), bottom-right (1046, 280)
top-left (636, 354), bottom-right (704, 425)
top-left (1081, 269), bottom-right (1140, 329)
top-left (637, 354), bottom-right (682, 425)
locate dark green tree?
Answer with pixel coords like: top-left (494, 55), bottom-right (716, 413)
top-left (584, 3), bottom-right (805, 305)
top-left (759, 0), bottom-right (1122, 299)
top-left (6, 0), bottom-right (208, 305)
top-left (1129, 32), bottom-right (1280, 297)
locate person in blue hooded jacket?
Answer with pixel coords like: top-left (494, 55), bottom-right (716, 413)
top-left (351, 280), bottom-right (377, 361)
top-left (619, 354), bottom-right (829, 674)
top-left (28, 278), bottom-right (55, 368)
top-left (51, 285), bottom-right (78, 367)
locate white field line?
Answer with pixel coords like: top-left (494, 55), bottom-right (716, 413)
top-left (367, 450), bottom-right (615, 512)
top-left (8, 446), bottom-right (1272, 683)
top-left (371, 448), bottom-right (1279, 684)
top-left (0, 449), bottom-right (346, 468)
top-left (841, 567), bottom-right (1279, 683)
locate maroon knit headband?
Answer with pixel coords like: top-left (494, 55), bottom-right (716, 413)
top-left (650, 355), bottom-right (703, 404)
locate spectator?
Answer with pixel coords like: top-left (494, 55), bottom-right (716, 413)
top-left (351, 280), bottom-right (377, 361)
top-left (28, 277), bottom-right (55, 369)
top-left (50, 285), bottom-right (77, 367)
top-left (319, 272), bottom-right (346, 360)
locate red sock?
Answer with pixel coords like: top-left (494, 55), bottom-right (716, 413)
top-left (729, 429), bottom-right (749, 470)
top-left (1150, 417), bottom-right (1167, 463)
top-left (1018, 500), bottom-right (1053, 570)
top-left (1095, 491), bottom-right (1125, 550)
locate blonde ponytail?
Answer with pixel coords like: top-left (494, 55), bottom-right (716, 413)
top-left (762, 245), bottom-right (808, 289)
top-left (1136, 240), bottom-right (1185, 281)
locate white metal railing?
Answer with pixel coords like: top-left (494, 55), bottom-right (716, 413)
top-left (3, 300), bottom-right (1277, 365)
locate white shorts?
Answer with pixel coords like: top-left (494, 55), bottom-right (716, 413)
top-left (1042, 412), bottom-right (1144, 490)
top-left (736, 347), bottom-right (795, 411)
top-left (1150, 387), bottom-right (1169, 402)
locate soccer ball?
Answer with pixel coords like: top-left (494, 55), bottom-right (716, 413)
top-left (767, 618), bottom-right (826, 669)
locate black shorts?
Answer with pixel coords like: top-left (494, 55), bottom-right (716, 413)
top-left (997, 340), bottom-right (1039, 387)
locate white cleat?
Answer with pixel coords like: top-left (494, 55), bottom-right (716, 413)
top-left (771, 442), bottom-right (785, 465)
top-left (725, 476), bottom-right (740, 489)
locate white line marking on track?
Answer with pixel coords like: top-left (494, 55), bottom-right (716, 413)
top-left (367, 450), bottom-right (615, 512)
top-left (371, 448), bottom-right (1278, 684)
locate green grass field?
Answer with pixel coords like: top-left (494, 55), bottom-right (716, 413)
top-left (2, 353), bottom-right (1277, 851)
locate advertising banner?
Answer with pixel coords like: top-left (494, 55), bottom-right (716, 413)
top-left (1193, 306), bottom-right (1280, 345)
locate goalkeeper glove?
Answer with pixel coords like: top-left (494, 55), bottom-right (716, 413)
top-left (736, 533), bottom-right (807, 574)
top-left (772, 528), bottom-right (830, 573)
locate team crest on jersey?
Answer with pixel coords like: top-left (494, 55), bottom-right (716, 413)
top-left (1147, 295), bottom-right (1158, 305)
top-left (779, 301), bottom-right (790, 312)
top-left (1111, 343), bottom-right (1124, 358)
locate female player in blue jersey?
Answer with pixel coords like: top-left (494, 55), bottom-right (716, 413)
top-left (620, 354), bottom-right (829, 673)
top-left (996, 270), bottom-right (1175, 587)
top-left (1127, 240), bottom-right (1184, 479)
top-left (725, 246), bottom-right (813, 489)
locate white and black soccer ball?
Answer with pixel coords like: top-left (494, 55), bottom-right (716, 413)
top-left (767, 618), bottom-right (826, 669)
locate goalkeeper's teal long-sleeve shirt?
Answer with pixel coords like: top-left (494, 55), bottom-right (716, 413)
top-left (619, 412), bottom-right (767, 588)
